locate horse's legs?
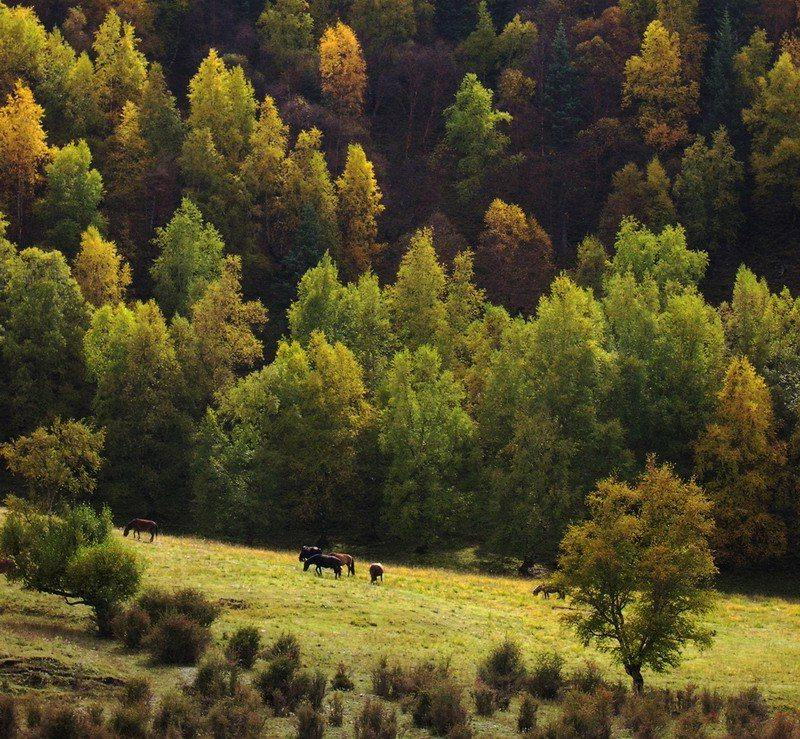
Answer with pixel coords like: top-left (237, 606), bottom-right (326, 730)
top-left (149, 530), bottom-right (155, 543)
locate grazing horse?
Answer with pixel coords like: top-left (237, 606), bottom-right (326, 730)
top-left (533, 583), bottom-right (565, 599)
top-left (303, 553), bottom-right (342, 579)
top-left (123, 519), bottom-right (158, 542)
top-left (299, 545), bottom-right (355, 576)
top-left (369, 563), bottom-right (384, 584)
top-left (0, 558), bottom-right (15, 576)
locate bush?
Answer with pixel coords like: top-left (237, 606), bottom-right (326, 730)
top-left (552, 689), bottom-right (613, 739)
top-left (305, 670), bottom-right (328, 710)
top-left (138, 588), bottom-right (219, 627)
top-left (413, 680), bottom-right (469, 736)
top-left (526, 651), bottom-right (564, 700)
top-left (0, 696), bottom-right (18, 739)
top-left (725, 687), bottom-right (769, 736)
top-left (621, 693), bottom-right (669, 739)
top-left (699, 687), bottom-right (723, 721)
top-left (354, 699), bottom-right (397, 739)
top-left (518, 694), bottom-right (538, 733)
top-left (371, 657), bottom-right (452, 702)
top-left (332, 662), bottom-right (354, 691)
top-left (255, 654), bottom-right (298, 711)
top-left (673, 707), bottom-right (707, 739)
top-left (34, 705), bottom-right (100, 739)
top-left (146, 613), bottom-right (211, 665)
top-left (477, 639), bottom-right (526, 700)
top-left (108, 703), bottom-right (150, 738)
top-left (473, 681), bottom-right (496, 716)
top-left (152, 692), bottom-right (202, 738)
top-left (193, 655), bottom-right (232, 705)
top-left (569, 661), bottom-right (606, 695)
top-left (266, 633), bottom-right (302, 666)
top-left (113, 606), bottom-right (152, 649)
top-left (446, 726), bottom-right (473, 739)
top-left (761, 712), bottom-right (800, 739)
top-left (121, 677), bottom-right (152, 707)
top-left (226, 626), bottom-right (261, 669)
top-left (328, 692), bottom-right (344, 727)
top-left (204, 685), bottom-right (264, 739)
top-left (295, 701), bottom-right (325, 739)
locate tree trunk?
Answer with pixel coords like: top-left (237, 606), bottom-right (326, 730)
top-left (625, 664), bottom-right (644, 693)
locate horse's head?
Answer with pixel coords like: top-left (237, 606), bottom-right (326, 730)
top-left (299, 546), bottom-right (320, 562)
top-left (123, 525), bottom-right (130, 537)
top-left (532, 584), bottom-right (543, 594)
top-left (303, 557), bottom-right (314, 571)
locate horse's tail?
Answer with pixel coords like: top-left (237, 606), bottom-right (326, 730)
top-left (153, 523), bottom-right (158, 539)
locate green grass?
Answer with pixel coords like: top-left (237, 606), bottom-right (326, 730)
top-left (1, 527), bottom-right (800, 736)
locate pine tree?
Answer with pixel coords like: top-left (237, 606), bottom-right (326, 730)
top-left (705, 9), bottom-right (738, 136)
top-left (543, 21), bottom-right (582, 148)
top-left (458, 1), bottom-right (498, 81)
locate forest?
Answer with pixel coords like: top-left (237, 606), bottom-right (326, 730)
top-left (1, 0), bottom-right (800, 573)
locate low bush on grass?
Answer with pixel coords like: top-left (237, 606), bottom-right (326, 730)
top-left (477, 638), bottom-right (526, 701)
top-left (412, 679), bottom-right (469, 736)
top-left (621, 693), bottom-right (669, 739)
top-left (526, 651), bottom-right (565, 700)
top-left (295, 701), bottom-right (326, 739)
top-left (34, 704), bottom-right (102, 739)
top-left (152, 692), bottom-right (203, 738)
top-left (673, 706), bottom-right (707, 739)
top-left (332, 662), bottom-right (354, 691)
top-left (121, 678), bottom-right (152, 707)
top-left (146, 613), bottom-right (211, 665)
top-left (725, 687), bottom-right (769, 737)
top-left (371, 657), bottom-right (452, 702)
top-left (534, 689), bottom-right (613, 739)
top-left (254, 644), bottom-right (327, 716)
top-left (568, 661), bottom-right (606, 695)
top-left (108, 703), bottom-right (150, 738)
top-left (472, 680), bottom-right (497, 716)
top-left (204, 685), bottom-right (265, 739)
top-left (265, 633), bottom-right (302, 665)
top-left (328, 692), bottom-right (344, 727)
top-left (354, 698), bottom-right (397, 739)
top-left (113, 605), bottom-right (151, 649)
top-left (138, 588), bottom-right (219, 627)
top-left (760, 712), bottom-right (800, 739)
top-left (226, 626), bottom-right (261, 669)
top-left (518, 694), bottom-right (538, 733)
top-left (193, 655), bottom-right (232, 705)
top-left (0, 696), bottom-right (19, 739)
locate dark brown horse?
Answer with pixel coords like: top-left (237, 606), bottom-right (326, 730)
top-left (303, 553), bottom-right (342, 579)
top-left (369, 563), bottom-right (384, 584)
top-left (299, 545), bottom-right (355, 576)
top-left (124, 519), bottom-right (158, 542)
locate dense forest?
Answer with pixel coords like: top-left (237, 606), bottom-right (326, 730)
top-left (1, 0), bottom-right (800, 569)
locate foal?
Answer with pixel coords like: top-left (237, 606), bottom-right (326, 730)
top-left (123, 519), bottom-right (158, 542)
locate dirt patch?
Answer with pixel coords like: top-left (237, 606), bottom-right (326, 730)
top-left (0, 657), bottom-right (124, 691)
top-left (217, 597), bottom-right (248, 610)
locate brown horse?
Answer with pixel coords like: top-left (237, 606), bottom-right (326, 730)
top-left (124, 519), bottom-right (158, 542)
top-left (533, 583), bottom-right (565, 599)
top-left (299, 545), bottom-right (355, 576)
top-left (0, 558), bottom-right (15, 576)
top-left (369, 563), bottom-right (384, 584)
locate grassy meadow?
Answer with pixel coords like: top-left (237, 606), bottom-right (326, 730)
top-left (1, 525), bottom-right (800, 736)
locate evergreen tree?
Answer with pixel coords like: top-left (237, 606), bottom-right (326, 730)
top-left (705, 9), bottom-right (739, 135)
top-left (458, 1), bottom-right (498, 81)
top-left (543, 21), bottom-right (583, 148)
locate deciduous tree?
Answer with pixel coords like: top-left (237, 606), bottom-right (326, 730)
top-left (73, 226), bottom-right (131, 307)
top-left (319, 21), bottom-right (367, 116)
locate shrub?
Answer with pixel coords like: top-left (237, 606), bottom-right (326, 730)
top-left (554, 689), bottom-right (613, 739)
top-left (332, 662), bottom-right (354, 691)
top-left (266, 633), bottom-right (302, 666)
top-left (700, 687), bottom-right (723, 720)
top-left (372, 658), bottom-right (453, 702)
top-left (152, 691), bottom-right (202, 738)
top-left (477, 639), bottom-right (526, 700)
top-left (569, 661), bottom-right (606, 695)
top-left (413, 680), bottom-right (469, 736)
top-left (113, 606), bottom-right (152, 649)
top-left (446, 726), bottom-right (473, 739)
top-left (254, 654), bottom-right (298, 710)
top-left (295, 701), bottom-right (326, 739)
top-left (526, 651), bottom-right (564, 700)
top-left (761, 712), bottom-right (800, 739)
top-left (108, 703), bottom-right (150, 738)
top-left (34, 705), bottom-right (99, 739)
top-left (673, 707), bottom-right (707, 739)
top-left (518, 694), bottom-right (538, 733)
top-left (371, 657), bottom-right (393, 698)
top-left (305, 670), bottom-right (328, 710)
top-left (146, 613), bottom-right (211, 665)
top-left (0, 696), bottom-right (18, 739)
top-left (121, 678), bottom-right (152, 707)
top-left (204, 685), bottom-right (264, 739)
top-left (329, 692), bottom-right (344, 727)
top-left (138, 588), bottom-right (219, 627)
top-left (226, 626), bottom-right (261, 669)
top-left (354, 698), bottom-right (397, 739)
top-left (193, 655), bottom-right (232, 705)
top-left (621, 693), bottom-right (669, 739)
top-left (725, 687), bottom-right (769, 736)
top-left (473, 681), bottom-right (496, 716)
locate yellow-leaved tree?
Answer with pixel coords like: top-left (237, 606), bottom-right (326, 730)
top-left (319, 21), bottom-right (367, 116)
top-left (73, 226), bottom-right (131, 308)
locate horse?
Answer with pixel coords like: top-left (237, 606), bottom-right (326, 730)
top-left (299, 545), bottom-right (355, 576)
top-left (303, 553), bottom-right (342, 579)
top-left (0, 558), bottom-right (15, 576)
top-left (369, 563), bottom-right (384, 584)
top-left (123, 519), bottom-right (158, 542)
top-left (533, 583), bottom-right (565, 599)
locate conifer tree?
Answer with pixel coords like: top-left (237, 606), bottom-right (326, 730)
top-left (458, 1), bottom-right (498, 81)
top-left (543, 21), bottom-right (582, 148)
top-left (705, 9), bottom-right (739, 135)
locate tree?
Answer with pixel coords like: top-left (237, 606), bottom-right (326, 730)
top-left (0, 4), bottom-right (47, 95)
top-left (623, 20), bottom-right (699, 151)
top-left (695, 357), bottom-right (788, 566)
top-left (378, 345), bottom-right (475, 544)
top-left (258, 0), bottom-right (315, 67)
top-left (92, 10), bottom-right (147, 124)
top-left (387, 228), bottom-right (447, 350)
top-left (319, 21), bottom-right (367, 116)
top-left (673, 127), bottom-right (744, 251)
top-left (705, 9), bottom-right (739, 135)
top-left (139, 62), bottom-right (184, 161)
top-left (441, 73), bottom-right (512, 201)
top-left (0, 418), bottom-right (104, 513)
top-left (84, 300), bottom-right (190, 522)
top-left (476, 198), bottom-right (554, 314)
top-left (458, 1), bottom-right (498, 80)
top-left (0, 246), bottom-right (90, 439)
top-left (573, 235), bottom-right (609, 294)
top-left (542, 21), bottom-right (582, 147)
top-left (336, 143), bottom-right (384, 277)
top-left (349, 0), bottom-right (417, 57)
top-left (0, 81), bottom-right (51, 241)
top-left (0, 501), bottom-right (142, 634)
top-left (36, 139), bottom-right (104, 255)
top-left (734, 28), bottom-right (773, 101)
top-left (554, 459), bottom-right (717, 692)
top-left (150, 198), bottom-right (225, 317)
top-left (742, 53), bottom-right (800, 212)
top-left (73, 226), bottom-right (131, 307)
